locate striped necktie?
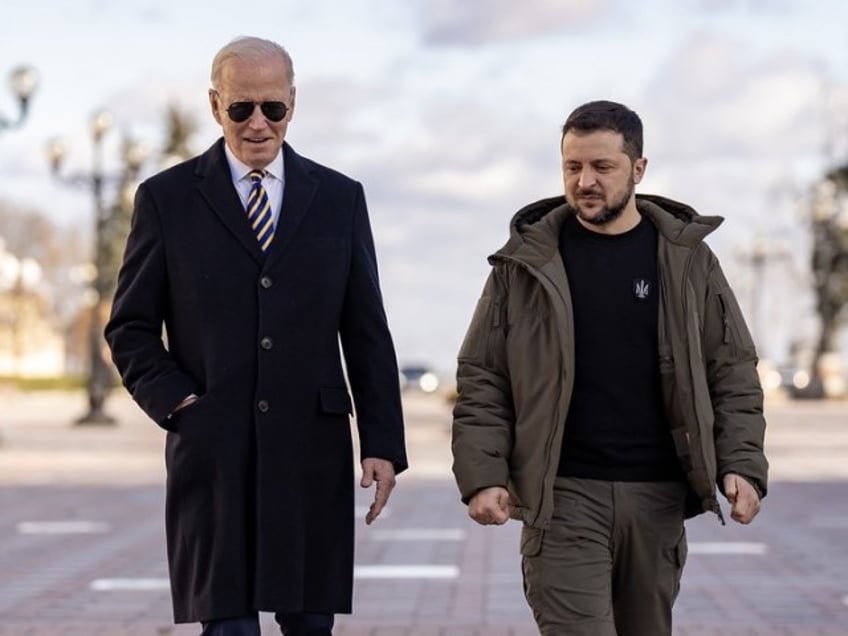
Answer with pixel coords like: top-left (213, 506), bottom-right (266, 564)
top-left (246, 169), bottom-right (274, 252)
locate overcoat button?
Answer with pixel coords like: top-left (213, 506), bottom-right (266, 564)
top-left (257, 400), bottom-right (270, 413)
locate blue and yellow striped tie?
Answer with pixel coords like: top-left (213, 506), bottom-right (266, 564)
top-left (246, 170), bottom-right (274, 252)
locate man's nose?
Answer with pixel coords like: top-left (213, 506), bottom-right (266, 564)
top-left (578, 168), bottom-right (597, 189)
top-left (247, 104), bottom-right (267, 128)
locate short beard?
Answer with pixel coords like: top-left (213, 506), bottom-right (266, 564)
top-left (574, 177), bottom-right (635, 227)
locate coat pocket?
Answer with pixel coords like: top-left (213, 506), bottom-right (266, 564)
top-left (319, 386), bottom-right (353, 415)
top-left (519, 525), bottom-right (544, 557)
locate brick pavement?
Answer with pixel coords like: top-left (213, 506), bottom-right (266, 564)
top-left (1, 390), bottom-right (848, 634)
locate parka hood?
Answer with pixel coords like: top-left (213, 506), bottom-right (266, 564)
top-left (492, 193), bottom-right (724, 267)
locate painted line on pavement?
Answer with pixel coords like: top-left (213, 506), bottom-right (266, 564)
top-left (369, 529), bottom-right (466, 541)
top-left (91, 565), bottom-right (460, 592)
top-left (354, 565), bottom-right (459, 579)
top-left (689, 542), bottom-right (767, 555)
top-left (17, 520), bottom-right (111, 535)
top-left (91, 578), bottom-right (169, 591)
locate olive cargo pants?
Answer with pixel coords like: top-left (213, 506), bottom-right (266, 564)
top-left (521, 477), bottom-right (688, 636)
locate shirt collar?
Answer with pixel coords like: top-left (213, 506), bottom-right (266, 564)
top-left (223, 143), bottom-right (284, 182)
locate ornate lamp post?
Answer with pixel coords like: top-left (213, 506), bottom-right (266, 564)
top-left (746, 235), bottom-right (792, 360)
top-left (0, 66), bottom-right (38, 133)
top-left (48, 111), bottom-right (148, 424)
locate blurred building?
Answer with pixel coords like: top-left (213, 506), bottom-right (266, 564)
top-left (0, 239), bottom-right (64, 378)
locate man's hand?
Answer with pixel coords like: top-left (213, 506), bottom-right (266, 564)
top-left (173, 394), bottom-right (198, 413)
top-left (723, 473), bottom-right (761, 524)
top-left (468, 486), bottom-right (510, 526)
top-left (167, 394), bottom-right (198, 421)
top-left (360, 458), bottom-right (396, 525)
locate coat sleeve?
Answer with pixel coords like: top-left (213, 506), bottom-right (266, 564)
top-left (339, 183), bottom-right (408, 474)
top-left (104, 183), bottom-right (198, 427)
top-left (701, 251), bottom-right (769, 498)
top-left (451, 267), bottom-right (515, 504)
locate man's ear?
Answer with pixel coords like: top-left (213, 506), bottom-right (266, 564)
top-left (209, 89), bottom-right (223, 126)
top-left (633, 157), bottom-right (648, 184)
top-left (288, 86), bottom-right (296, 121)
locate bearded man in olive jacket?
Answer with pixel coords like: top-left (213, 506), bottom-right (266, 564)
top-left (105, 36), bottom-right (406, 636)
top-left (452, 100), bottom-right (767, 636)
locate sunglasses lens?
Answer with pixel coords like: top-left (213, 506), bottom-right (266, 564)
top-left (227, 102), bottom-right (255, 123)
top-left (225, 101), bottom-right (287, 123)
top-left (260, 102), bottom-right (287, 122)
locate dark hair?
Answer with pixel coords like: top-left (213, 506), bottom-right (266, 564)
top-left (561, 100), bottom-right (643, 161)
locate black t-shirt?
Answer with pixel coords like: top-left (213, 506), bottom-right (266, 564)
top-left (557, 213), bottom-right (683, 482)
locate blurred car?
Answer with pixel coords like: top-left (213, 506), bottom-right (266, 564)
top-left (399, 365), bottom-right (440, 394)
top-left (759, 359), bottom-right (822, 399)
top-left (778, 365), bottom-right (822, 399)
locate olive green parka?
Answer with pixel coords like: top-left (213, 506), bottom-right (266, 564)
top-left (452, 194), bottom-right (768, 532)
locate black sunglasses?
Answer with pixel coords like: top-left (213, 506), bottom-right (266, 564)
top-left (225, 100), bottom-right (289, 123)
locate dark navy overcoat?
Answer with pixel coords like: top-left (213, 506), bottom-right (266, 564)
top-left (105, 139), bottom-right (407, 623)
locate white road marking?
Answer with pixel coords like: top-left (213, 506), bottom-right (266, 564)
top-left (91, 578), bottom-right (169, 591)
top-left (91, 565), bottom-right (460, 591)
top-left (17, 520), bottom-right (111, 535)
top-left (689, 542), bottom-right (767, 555)
top-left (354, 565), bottom-right (459, 579)
top-left (370, 529), bottom-right (466, 541)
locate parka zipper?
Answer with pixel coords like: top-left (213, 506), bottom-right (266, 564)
top-left (486, 269), bottom-right (506, 369)
top-left (679, 249), bottom-right (725, 524)
top-left (716, 293), bottom-right (734, 351)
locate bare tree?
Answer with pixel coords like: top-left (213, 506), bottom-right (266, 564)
top-left (102, 104), bottom-right (198, 303)
top-left (0, 199), bottom-right (86, 307)
top-left (808, 163), bottom-right (848, 395)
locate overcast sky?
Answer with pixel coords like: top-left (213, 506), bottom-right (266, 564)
top-left (1, 0), bottom-right (847, 371)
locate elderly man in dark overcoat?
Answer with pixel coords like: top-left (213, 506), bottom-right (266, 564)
top-left (104, 36), bottom-right (407, 636)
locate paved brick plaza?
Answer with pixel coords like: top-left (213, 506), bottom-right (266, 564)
top-left (0, 390), bottom-right (847, 635)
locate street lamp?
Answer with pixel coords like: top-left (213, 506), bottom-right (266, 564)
top-left (48, 110), bottom-right (148, 425)
top-left (0, 65), bottom-right (38, 134)
top-left (736, 234), bottom-right (790, 360)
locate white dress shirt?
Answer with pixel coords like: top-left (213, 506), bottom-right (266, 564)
top-left (224, 143), bottom-right (285, 228)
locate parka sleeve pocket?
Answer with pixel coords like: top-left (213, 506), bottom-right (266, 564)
top-left (319, 387), bottom-right (353, 415)
top-left (715, 291), bottom-right (756, 357)
top-left (519, 525), bottom-right (544, 557)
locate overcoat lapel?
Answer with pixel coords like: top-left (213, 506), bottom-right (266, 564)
top-left (195, 140), bottom-right (265, 264)
top-left (265, 143), bottom-right (319, 267)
